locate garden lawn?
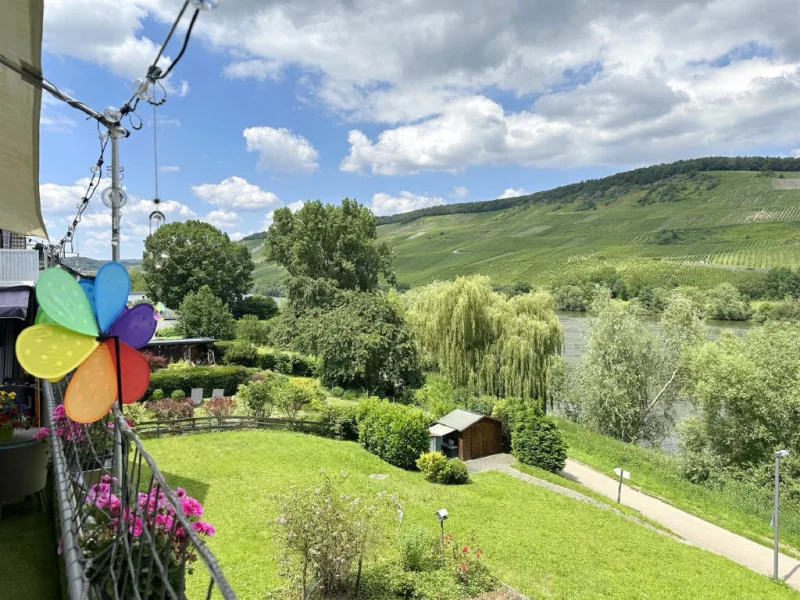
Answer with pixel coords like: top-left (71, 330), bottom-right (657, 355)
top-left (144, 430), bottom-right (798, 600)
top-left (556, 417), bottom-right (800, 556)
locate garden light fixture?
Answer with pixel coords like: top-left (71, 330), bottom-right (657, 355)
top-left (774, 449), bottom-right (789, 580)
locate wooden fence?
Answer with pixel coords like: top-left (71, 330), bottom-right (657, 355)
top-left (134, 415), bottom-right (324, 437)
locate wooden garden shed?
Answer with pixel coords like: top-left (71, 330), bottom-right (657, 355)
top-left (429, 409), bottom-right (503, 461)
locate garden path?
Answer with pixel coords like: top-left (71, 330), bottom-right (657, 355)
top-left (468, 454), bottom-right (800, 590)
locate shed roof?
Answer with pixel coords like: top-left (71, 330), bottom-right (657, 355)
top-left (429, 423), bottom-right (456, 437)
top-left (437, 409), bottom-right (490, 432)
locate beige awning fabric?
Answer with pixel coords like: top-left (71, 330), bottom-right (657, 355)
top-left (0, 0), bottom-right (46, 239)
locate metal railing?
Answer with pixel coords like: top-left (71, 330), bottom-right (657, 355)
top-left (44, 378), bottom-right (236, 600)
top-left (0, 249), bottom-right (40, 283)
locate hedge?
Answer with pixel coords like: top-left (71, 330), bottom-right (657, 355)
top-left (147, 366), bottom-right (256, 398)
top-left (212, 341), bottom-right (319, 377)
top-left (356, 398), bottom-right (430, 469)
top-left (511, 416), bottom-right (568, 474)
top-left (317, 404), bottom-right (359, 441)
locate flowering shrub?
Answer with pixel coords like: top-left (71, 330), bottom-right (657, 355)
top-left (141, 350), bottom-right (169, 371)
top-left (147, 398), bottom-right (194, 422)
top-left (204, 396), bottom-right (236, 425)
top-left (0, 390), bottom-right (31, 430)
top-left (443, 531), bottom-right (496, 596)
top-left (82, 475), bottom-right (214, 598)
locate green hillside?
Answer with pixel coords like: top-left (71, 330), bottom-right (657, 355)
top-left (244, 165), bottom-right (800, 292)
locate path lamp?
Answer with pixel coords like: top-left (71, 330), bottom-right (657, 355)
top-left (774, 449), bottom-right (790, 580)
top-left (435, 508), bottom-right (449, 567)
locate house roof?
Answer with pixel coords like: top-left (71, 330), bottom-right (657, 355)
top-left (437, 409), bottom-right (490, 432)
top-left (429, 423), bottom-right (456, 437)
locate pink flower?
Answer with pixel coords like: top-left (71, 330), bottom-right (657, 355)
top-left (128, 517), bottom-right (143, 537)
top-left (180, 497), bottom-right (203, 517)
top-left (155, 513), bottom-right (174, 531)
top-left (34, 428), bottom-right (50, 441)
top-left (192, 521), bottom-right (215, 537)
top-left (175, 487), bottom-right (187, 498)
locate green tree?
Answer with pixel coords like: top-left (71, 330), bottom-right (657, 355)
top-left (231, 294), bottom-right (278, 320)
top-left (406, 276), bottom-right (563, 410)
top-left (576, 293), bottom-right (705, 443)
top-left (177, 285), bottom-right (235, 340)
top-left (706, 282), bottom-right (750, 321)
top-left (128, 268), bottom-right (146, 292)
top-left (143, 220), bottom-right (254, 309)
top-left (266, 199), bottom-right (394, 309)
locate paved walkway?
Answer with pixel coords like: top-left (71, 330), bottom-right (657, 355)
top-left (467, 454), bottom-right (800, 589)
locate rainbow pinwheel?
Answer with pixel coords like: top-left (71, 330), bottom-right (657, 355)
top-left (16, 262), bottom-right (156, 423)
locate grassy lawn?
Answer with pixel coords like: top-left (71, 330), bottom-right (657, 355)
top-left (144, 430), bottom-right (797, 600)
top-left (556, 417), bottom-right (800, 556)
top-left (0, 490), bottom-right (60, 600)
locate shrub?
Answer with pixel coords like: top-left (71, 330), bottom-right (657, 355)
top-left (155, 324), bottom-right (179, 338)
top-left (398, 526), bottom-right (437, 572)
top-left (149, 389), bottom-right (164, 401)
top-left (317, 404), bottom-right (359, 441)
top-left (222, 340), bottom-right (260, 367)
top-left (554, 285), bottom-right (587, 311)
top-left (236, 315), bottom-right (270, 345)
top-left (236, 377), bottom-right (281, 419)
top-left (170, 389), bottom-right (186, 401)
top-left (147, 366), bottom-right (255, 398)
top-left (414, 375), bottom-right (456, 419)
top-left (511, 416), bottom-right (568, 473)
top-left (204, 396), bottom-right (237, 424)
top-left (146, 398), bottom-right (194, 421)
top-left (123, 402), bottom-right (149, 427)
top-left (707, 282), bottom-right (750, 321)
top-left (177, 285), bottom-right (236, 339)
top-left (275, 379), bottom-right (316, 424)
top-left (231, 294), bottom-right (278, 320)
top-left (416, 452), bottom-right (471, 485)
top-left (330, 386), bottom-right (345, 398)
top-left (140, 350), bottom-right (169, 371)
top-left (342, 389), bottom-right (360, 401)
top-left (356, 398), bottom-right (430, 469)
top-left (211, 340), bottom-right (236, 361)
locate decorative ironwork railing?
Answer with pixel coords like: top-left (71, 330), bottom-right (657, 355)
top-left (43, 377), bottom-right (236, 600)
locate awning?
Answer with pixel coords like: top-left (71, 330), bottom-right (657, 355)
top-left (429, 423), bottom-right (456, 437)
top-left (0, 0), bottom-right (46, 238)
top-left (0, 287), bottom-right (32, 320)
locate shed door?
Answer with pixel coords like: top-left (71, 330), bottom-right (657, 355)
top-left (463, 419), bottom-right (503, 460)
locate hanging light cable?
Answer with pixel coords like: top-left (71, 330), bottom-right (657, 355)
top-left (149, 103), bottom-right (165, 236)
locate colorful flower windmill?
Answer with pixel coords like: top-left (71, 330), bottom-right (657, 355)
top-left (16, 262), bottom-right (156, 424)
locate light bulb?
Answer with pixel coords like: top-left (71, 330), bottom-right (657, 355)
top-left (160, 252), bottom-right (169, 259)
top-left (103, 106), bottom-right (122, 123)
top-left (132, 78), bottom-right (152, 100)
top-left (111, 239), bottom-right (119, 247)
top-left (90, 165), bottom-right (100, 174)
top-left (190, 0), bottom-right (220, 9)
top-left (148, 252), bottom-right (154, 260)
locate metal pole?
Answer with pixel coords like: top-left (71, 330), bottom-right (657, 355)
top-left (440, 520), bottom-right (445, 567)
top-left (110, 128), bottom-right (122, 261)
top-left (774, 455), bottom-right (781, 580)
top-left (617, 470), bottom-right (624, 504)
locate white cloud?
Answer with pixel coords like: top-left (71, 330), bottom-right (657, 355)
top-left (224, 59), bottom-right (283, 82)
top-left (192, 176), bottom-right (281, 210)
top-left (450, 186), bottom-right (469, 199)
top-left (498, 188), bottom-right (528, 199)
top-left (243, 127), bottom-right (319, 173)
top-left (791, 149), bottom-right (800, 158)
top-left (263, 200), bottom-right (305, 230)
top-left (203, 209), bottom-right (242, 228)
top-left (159, 165), bottom-right (180, 172)
top-left (39, 179), bottom-right (91, 213)
top-left (370, 192), bottom-right (444, 216)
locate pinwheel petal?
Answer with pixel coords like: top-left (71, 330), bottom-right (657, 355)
top-left (95, 262), bottom-right (131, 333)
top-left (16, 324), bottom-right (98, 380)
top-left (64, 344), bottom-right (117, 423)
top-left (78, 279), bottom-right (97, 316)
top-left (107, 303), bottom-right (157, 349)
top-left (105, 340), bottom-right (151, 405)
top-left (35, 308), bottom-right (55, 325)
top-left (36, 268), bottom-right (98, 337)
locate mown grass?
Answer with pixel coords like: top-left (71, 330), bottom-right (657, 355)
top-left (246, 171), bottom-right (800, 291)
top-left (555, 417), bottom-right (800, 556)
top-left (144, 430), bottom-right (797, 600)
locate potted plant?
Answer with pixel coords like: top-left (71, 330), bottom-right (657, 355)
top-left (49, 405), bottom-right (115, 485)
top-left (0, 390), bottom-right (31, 442)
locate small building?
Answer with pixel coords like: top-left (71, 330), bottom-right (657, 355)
top-left (429, 409), bottom-right (503, 461)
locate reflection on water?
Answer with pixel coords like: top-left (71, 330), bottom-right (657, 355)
top-left (556, 311), bottom-right (755, 454)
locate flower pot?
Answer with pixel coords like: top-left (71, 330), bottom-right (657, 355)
top-left (0, 425), bottom-right (12, 442)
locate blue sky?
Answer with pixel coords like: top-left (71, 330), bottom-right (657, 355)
top-left (37, 0), bottom-right (800, 259)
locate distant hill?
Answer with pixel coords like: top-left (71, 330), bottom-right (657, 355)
top-left (244, 157), bottom-right (800, 292)
top-left (61, 256), bottom-right (141, 275)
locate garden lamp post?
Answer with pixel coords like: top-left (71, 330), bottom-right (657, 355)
top-left (774, 449), bottom-right (789, 580)
top-left (435, 508), bottom-right (449, 567)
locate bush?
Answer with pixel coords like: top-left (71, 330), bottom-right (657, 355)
top-left (554, 285), bottom-right (587, 311)
top-left (236, 377), bottom-right (281, 419)
top-left (258, 347), bottom-right (319, 376)
top-left (414, 375), bottom-right (457, 419)
top-left (236, 315), bottom-right (270, 345)
top-left (231, 294), bottom-right (278, 320)
top-left (707, 282), bottom-right (750, 321)
top-left (170, 389), bottom-right (186, 401)
top-left (177, 285), bottom-right (236, 339)
top-left (148, 366), bottom-right (255, 398)
top-left (416, 452), bottom-right (471, 485)
top-left (149, 389), bottom-right (164, 401)
top-left (222, 340), bottom-right (260, 367)
top-left (146, 398), bottom-right (194, 421)
top-left (512, 416), bottom-right (568, 473)
top-left (275, 379), bottom-right (316, 424)
top-left (204, 396), bottom-right (237, 424)
top-left (398, 526), bottom-right (437, 572)
top-left (140, 350), bottom-right (169, 371)
top-left (356, 398), bottom-right (430, 469)
top-left (342, 389), bottom-right (360, 401)
top-left (330, 386), bottom-right (345, 398)
top-left (155, 324), bottom-right (179, 338)
top-left (211, 340), bottom-right (236, 361)
top-left (123, 402), bottom-right (149, 427)
top-left (317, 404), bottom-right (359, 440)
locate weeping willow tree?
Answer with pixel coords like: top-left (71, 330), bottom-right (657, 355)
top-left (406, 276), bottom-right (563, 410)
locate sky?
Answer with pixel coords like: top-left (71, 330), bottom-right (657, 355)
top-left (36, 0), bottom-right (800, 260)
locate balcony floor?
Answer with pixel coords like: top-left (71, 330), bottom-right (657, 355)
top-left (0, 485), bottom-right (61, 599)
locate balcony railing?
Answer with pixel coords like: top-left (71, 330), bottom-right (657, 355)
top-left (0, 249), bottom-right (39, 283)
top-left (43, 378), bottom-right (236, 600)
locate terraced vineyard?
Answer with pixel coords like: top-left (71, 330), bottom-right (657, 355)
top-left (246, 170), bottom-right (800, 292)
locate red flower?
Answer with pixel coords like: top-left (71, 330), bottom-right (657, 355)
top-left (461, 546), bottom-right (468, 553)
top-left (459, 564), bottom-right (467, 571)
